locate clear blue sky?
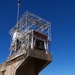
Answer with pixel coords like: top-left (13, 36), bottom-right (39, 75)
top-left (0, 0), bottom-right (75, 75)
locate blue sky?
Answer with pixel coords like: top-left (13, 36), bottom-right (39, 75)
top-left (0, 0), bottom-right (75, 75)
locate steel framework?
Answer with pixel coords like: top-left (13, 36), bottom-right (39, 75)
top-left (9, 11), bottom-right (51, 55)
top-left (9, 11), bottom-right (51, 41)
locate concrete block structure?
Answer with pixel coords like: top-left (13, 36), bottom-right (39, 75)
top-left (0, 11), bottom-right (52, 75)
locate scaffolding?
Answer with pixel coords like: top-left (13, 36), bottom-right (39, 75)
top-left (9, 11), bottom-right (51, 56)
top-left (9, 11), bottom-right (51, 39)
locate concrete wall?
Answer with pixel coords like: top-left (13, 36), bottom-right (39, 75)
top-left (5, 59), bottom-right (25, 75)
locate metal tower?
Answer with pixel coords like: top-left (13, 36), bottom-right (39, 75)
top-left (8, 11), bottom-right (52, 75)
top-left (0, 1), bottom-right (52, 75)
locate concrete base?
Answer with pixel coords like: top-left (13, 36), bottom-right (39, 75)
top-left (16, 56), bottom-right (51, 75)
top-left (0, 50), bottom-right (52, 75)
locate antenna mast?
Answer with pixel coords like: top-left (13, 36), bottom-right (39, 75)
top-left (17, 0), bottom-right (21, 29)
